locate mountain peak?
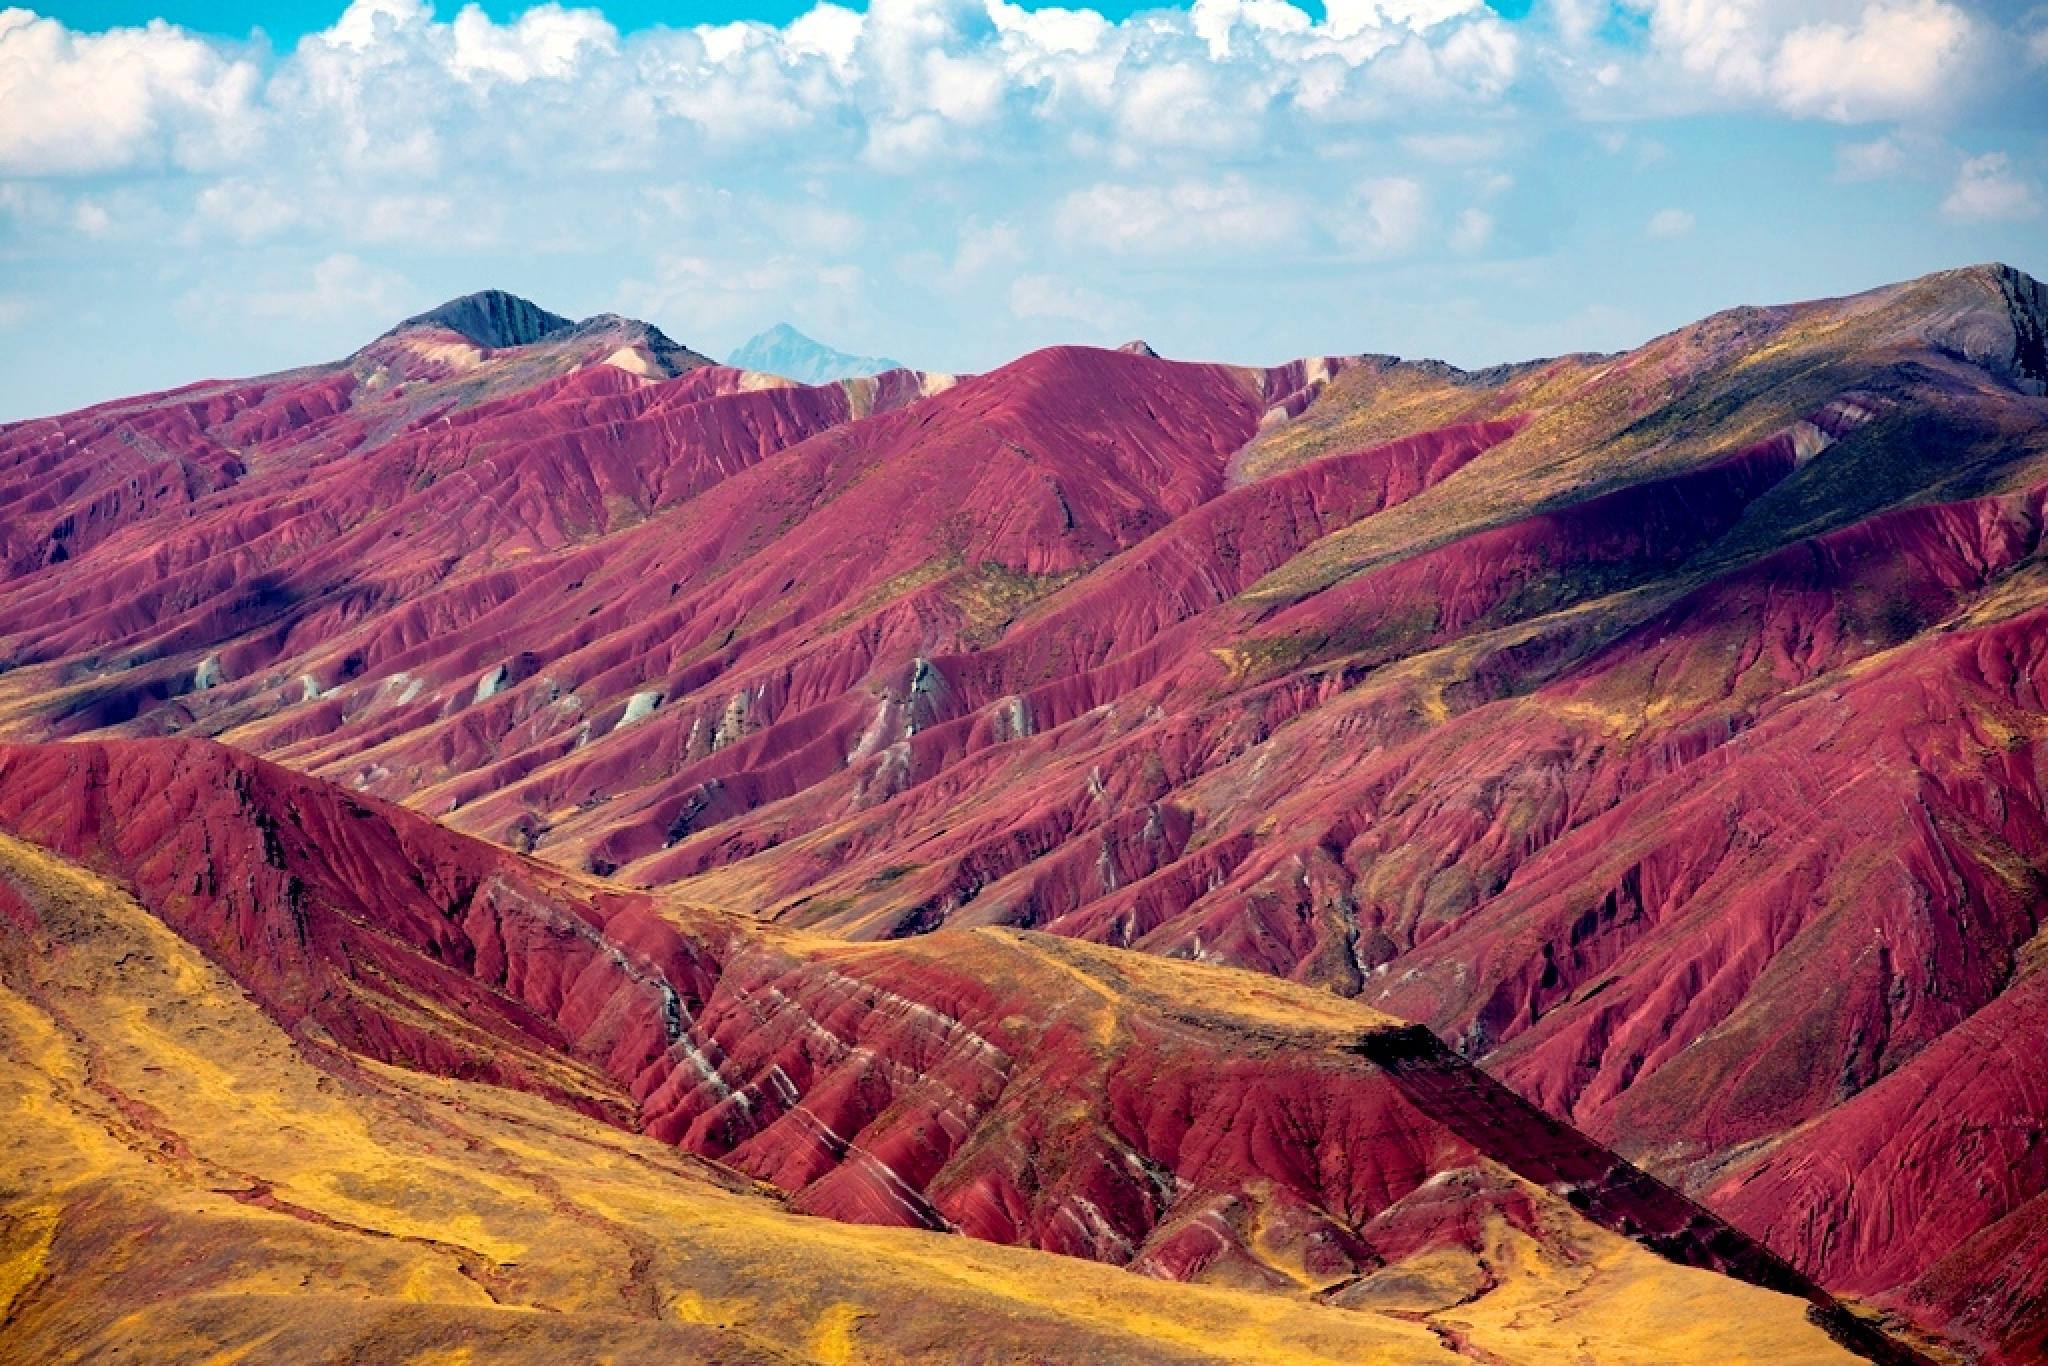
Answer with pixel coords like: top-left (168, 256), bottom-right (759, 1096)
top-left (1892, 261), bottom-right (2048, 396)
top-left (569, 313), bottom-right (714, 374)
top-left (395, 290), bottom-right (576, 349)
top-left (729, 323), bottom-right (904, 384)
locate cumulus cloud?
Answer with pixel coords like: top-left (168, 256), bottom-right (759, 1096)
top-left (1, 0), bottom-right (2013, 201)
top-left (0, 7), bottom-right (259, 174)
top-left (1613, 0), bottom-right (1982, 122)
top-left (450, 2), bottom-right (616, 84)
top-left (1942, 153), bottom-right (2042, 222)
top-left (0, 0), bottom-right (1543, 183)
top-left (1770, 0), bottom-right (1974, 121)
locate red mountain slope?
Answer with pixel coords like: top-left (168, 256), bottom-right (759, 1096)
top-left (2, 264), bottom-right (2045, 1358)
top-left (4, 815), bottom-right (1872, 1364)
top-left (0, 737), bottom-right (1904, 1362)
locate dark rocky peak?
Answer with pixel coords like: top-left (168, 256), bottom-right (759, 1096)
top-left (570, 313), bottom-right (714, 373)
top-left (395, 290), bottom-right (576, 349)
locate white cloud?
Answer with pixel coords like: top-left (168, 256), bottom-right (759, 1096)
top-left (774, 201), bottom-right (867, 252)
top-left (1190, 0), bottom-right (1311, 61)
top-left (0, 0), bottom-right (2010, 198)
top-left (923, 49), bottom-right (1006, 123)
top-left (242, 252), bottom-right (413, 321)
top-left (864, 114), bottom-right (950, 165)
top-left (950, 219), bottom-right (1025, 278)
top-left (617, 253), bottom-right (868, 339)
top-left (1326, 0), bottom-right (1483, 38)
top-left (784, 3), bottom-right (865, 70)
top-left (1834, 136), bottom-right (1906, 183)
top-left (1009, 273), bottom-right (1119, 329)
top-left (1942, 153), bottom-right (2042, 223)
top-left (1646, 207), bottom-right (1694, 238)
top-left (1113, 65), bottom-right (1241, 151)
top-left (193, 179), bottom-right (303, 242)
top-left (1345, 176), bottom-right (1427, 256)
top-left (988, 0), bottom-right (1108, 58)
top-left (1633, 0), bottom-right (1770, 95)
top-left (1547, 0), bottom-right (1608, 47)
top-left (1596, 129), bottom-right (1668, 166)
top-left (1770, 0), bottom-right (1974, 121)
top-left (325, 0), bottom-right (429, 51)
top-left (1613, 0), bottom-right (1980, 123)
top-left (358, 191), bottom-right (498, 246)
top-left (0, 8), bottom-right (259, 174)
top-left (1401, 130), bottom-right (1505, 163)
top-left (1449, 206), bottom-right (1493, 251)
top-left (72, 200), bottom-right (112, 237)
top-left (450, 3), bottom-right (617, 84)
top-left (0, 182), bottom-right (64, 224)
top-left (1055, 176), bottom-right (1301, 254)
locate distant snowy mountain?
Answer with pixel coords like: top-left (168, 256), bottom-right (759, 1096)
top-left (728, 323), bottom-right (903, 382)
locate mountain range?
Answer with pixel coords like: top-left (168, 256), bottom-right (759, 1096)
top-left (1, 267), bottom-right (2045, 1362)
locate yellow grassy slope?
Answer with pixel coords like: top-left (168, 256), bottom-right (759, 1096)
top-left (0, 833), bottom-right (1853, 1364)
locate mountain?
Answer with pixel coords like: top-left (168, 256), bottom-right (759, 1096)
top-left (0, 738), bottom-right (1883, 1363)
top-left (2, 266), bottom-right (2046, 1359)
top-left (396, 287), bottom-right (577, 347)
top-left (728, 322), bottom-right (906, 382)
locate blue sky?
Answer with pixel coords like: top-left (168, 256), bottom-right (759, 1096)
top-left (2, 0), bottom-right (2045, 419)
